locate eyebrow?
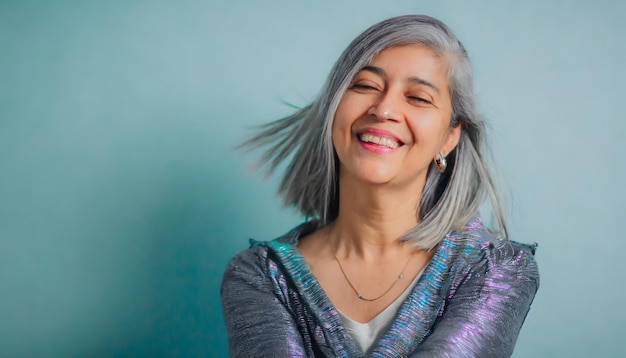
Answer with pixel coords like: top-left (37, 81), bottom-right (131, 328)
top-left (360, 65), bottom-right (440, 94)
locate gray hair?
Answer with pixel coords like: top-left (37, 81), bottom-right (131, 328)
top-left (242, 15), bottom-right (506, 249)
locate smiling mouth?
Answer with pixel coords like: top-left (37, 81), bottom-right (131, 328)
top-left (357, 133), bottom-right (402, 149)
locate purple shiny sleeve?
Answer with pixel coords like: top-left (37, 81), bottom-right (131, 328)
top-left (221, 248), bottom-right (307, 357)
top-left (412, 242), bottom-right (539, 358)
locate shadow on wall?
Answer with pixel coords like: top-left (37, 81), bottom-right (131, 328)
top-left (0, 125), bottom-right (248, 356)
top-left (90, 154), bottom-right (247, 356)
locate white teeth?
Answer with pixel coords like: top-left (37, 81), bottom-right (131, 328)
top-left (359, 134), bottom-right (400, 149)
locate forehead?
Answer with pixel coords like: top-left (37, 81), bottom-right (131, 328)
top-left (364, 45), bottom-right (448, 81)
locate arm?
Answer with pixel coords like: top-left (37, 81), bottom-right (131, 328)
top-left (221, 248), bottom-right (307, 357)
top-left (412, 243), bottom-right (540, 358)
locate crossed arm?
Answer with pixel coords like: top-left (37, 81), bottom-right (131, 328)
top-left (411, 246), bottom-right (539, 357)
top-left (221, 245), bottom-right (539, 357)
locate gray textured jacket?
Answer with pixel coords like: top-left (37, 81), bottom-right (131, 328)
top-left (221, 218), bottom-right (539, 357)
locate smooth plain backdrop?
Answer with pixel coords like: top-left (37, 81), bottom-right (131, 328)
top-left (1, 1), bottom-right (625, 357)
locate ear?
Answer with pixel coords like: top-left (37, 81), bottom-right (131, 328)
top-left (438, 124), bottom-right (462, 158)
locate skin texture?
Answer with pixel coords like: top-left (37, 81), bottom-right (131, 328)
top-left (298, 45), bottom-right (461, 323)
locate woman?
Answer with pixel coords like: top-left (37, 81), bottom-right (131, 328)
top-left (221, 15), bottom-right (539, 357)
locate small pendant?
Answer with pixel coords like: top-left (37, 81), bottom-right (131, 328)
top-left (398, 273), bottom-right (404, 279)
top-left (357, 293), bottom-right (363, 299)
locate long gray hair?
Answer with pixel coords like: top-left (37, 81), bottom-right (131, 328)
top-left (242, 15), bottom-right (506, 249)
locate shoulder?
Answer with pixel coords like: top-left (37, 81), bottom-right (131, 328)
top-left (222, 222), bottom-right (317, 282)
top-left (223, 244), bottom-right (270, 279)
top-left (450, 217), bottom-right (540, 286)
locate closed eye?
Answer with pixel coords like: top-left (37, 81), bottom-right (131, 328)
top-left (408, 96), bottom-right (432, 104)
top-left (350, 83), bottom-right (378, 91)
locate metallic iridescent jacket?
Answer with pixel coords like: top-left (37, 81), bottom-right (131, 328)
top-left (221, 218), bottom-right (539, 357)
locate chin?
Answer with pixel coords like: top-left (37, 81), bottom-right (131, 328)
top-left (349, 166), bottom-right (397, 185)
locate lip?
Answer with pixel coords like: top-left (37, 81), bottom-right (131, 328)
top-left (356, 128), bottom-right (404, 154)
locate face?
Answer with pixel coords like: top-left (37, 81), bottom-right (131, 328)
top-left (332, 45), bottom-right (461, 189)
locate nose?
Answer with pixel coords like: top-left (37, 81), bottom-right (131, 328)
top-left (367, 90), bottom-right (402, 122)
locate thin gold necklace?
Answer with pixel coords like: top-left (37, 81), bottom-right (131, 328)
top-left (331, 231), bottom-right (415, 302)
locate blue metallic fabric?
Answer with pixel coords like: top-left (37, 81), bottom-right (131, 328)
top-left (221, 217), bottom-right (539, 357)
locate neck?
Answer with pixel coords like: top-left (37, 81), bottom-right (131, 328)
top-left (330, 173), bottom-right (424, 261)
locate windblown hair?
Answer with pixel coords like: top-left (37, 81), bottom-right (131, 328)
top-left (242, 15), bottom-right (506, 249)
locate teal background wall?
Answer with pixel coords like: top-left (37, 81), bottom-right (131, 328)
top-left (1, 1), bottom-right (624, 356)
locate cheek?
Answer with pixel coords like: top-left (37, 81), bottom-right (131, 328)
top-left (408, 122), bottom-right (453, 158)
top-left (331, 104), bottom-right (354, 141)
top-left (331, 115), bottom-right (347, 156)
top-left (409, 116), bottom-right (447, 141)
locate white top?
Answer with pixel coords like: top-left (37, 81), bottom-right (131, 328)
top-left (337, 270), bottom-right (423, 353)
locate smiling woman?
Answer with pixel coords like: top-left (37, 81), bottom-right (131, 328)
top-left (221, 15), bottom-right (539, 357)
top-left (333, 45), bottom-right (459, 190)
